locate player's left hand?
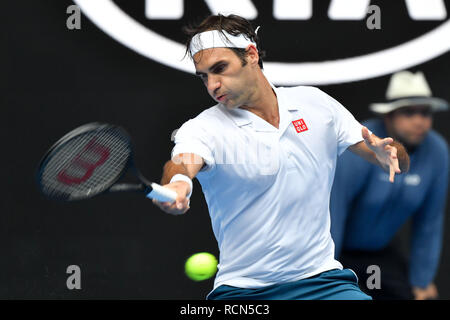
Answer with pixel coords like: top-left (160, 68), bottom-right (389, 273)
top-left (362, 126), bottom-right (401, 183)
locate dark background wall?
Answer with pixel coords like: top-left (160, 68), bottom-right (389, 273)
top-left (2, 0), bottom-right (449, 299)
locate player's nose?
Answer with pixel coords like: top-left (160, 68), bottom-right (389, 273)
top-left (207, 75), bottom-right (221, 94)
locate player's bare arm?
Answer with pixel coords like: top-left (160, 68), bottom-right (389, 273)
top-left (153, 153), bottom-right (205, 215)
top-left (349, 126), bottom-right (410, 183)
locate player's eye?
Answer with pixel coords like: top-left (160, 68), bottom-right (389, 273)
top-left (213, 63), bottom-right (227, 74)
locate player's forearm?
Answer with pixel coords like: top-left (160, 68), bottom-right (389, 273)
top-left (161, 160), bottom-right (188, 185)
top-left (348, 141), bottom-right (379, 166)
top-left (160, 153), bottom-right (204, 185)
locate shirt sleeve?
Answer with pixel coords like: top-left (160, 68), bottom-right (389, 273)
top-left (317, 89), bottom-right (365, 155)
top-left (171, 118), bottom-right (215, 170)
top-left (409, 143), bottom-right (449, 288)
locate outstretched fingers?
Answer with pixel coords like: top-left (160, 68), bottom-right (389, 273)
top-left (381, 137), bottom-right (394, 147)
top-left (387, 146), bottom-right (401, 182)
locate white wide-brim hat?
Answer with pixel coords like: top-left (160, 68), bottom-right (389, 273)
top-left (369, 71), bottom-right (448, 114)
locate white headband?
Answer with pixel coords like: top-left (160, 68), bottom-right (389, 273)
top-left (189, 30), bottom-right (257, 57)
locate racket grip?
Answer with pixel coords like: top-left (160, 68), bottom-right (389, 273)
top-left (146, 183), bottom-right (177, 202)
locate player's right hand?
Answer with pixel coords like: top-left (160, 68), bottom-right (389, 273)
top-left (152, 181), bottom-right (191, 215)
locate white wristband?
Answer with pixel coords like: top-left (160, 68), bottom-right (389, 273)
top-left (170, 174), bottom-right (193, 199)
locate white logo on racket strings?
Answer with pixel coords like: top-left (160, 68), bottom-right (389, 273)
top-left (73, 0), bottom-right (449, 85)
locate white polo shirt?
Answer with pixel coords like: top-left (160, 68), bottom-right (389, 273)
top-left (172, 84), bottom-right (364, 291)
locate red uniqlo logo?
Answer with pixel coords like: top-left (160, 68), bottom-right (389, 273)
top-left (292, 118), bottom-right (308, 133)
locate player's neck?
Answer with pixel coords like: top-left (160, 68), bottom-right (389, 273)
top-left (240, 72), bottom-right (280, 128)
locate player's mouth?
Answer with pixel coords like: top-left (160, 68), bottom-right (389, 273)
top-left (216, 94), bottom-right (227, 102)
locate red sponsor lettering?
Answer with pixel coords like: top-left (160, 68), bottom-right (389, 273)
top-left (57, 138), bottom-right (110, 185)
top-left (292, 118), bottom-right (308, 133)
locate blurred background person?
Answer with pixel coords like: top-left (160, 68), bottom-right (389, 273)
top-left (330, 71), bottom-right (449, 300)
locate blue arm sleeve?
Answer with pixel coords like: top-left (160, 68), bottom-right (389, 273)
top-left (330, 149), bottom-right (372, 258)
top-left (409, 145), bottom-right (449, 288)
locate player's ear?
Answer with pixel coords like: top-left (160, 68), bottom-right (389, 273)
top-left (246, 44), bottom-right (259, 66)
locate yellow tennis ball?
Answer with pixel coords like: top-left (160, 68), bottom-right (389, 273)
top-left (185, 252), bottom-right (218, 281)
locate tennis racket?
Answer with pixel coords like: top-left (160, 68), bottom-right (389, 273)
top-left (37, 122), bottom-right (177, 202)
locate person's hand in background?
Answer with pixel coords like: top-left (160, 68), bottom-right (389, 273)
top-left (413, 283), bottom-right (438, 300)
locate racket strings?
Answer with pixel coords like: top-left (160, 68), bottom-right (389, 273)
top-left (40, 128), bottom-right (131, 200)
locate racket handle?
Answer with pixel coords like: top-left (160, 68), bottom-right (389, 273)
top-left (147, 183), bottom-right (177, 202)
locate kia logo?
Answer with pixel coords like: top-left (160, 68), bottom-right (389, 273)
top-left (73, 0), bottom-right (450, 85)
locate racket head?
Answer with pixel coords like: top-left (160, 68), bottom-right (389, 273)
top-left (37, 123), bottom-right (133, 201)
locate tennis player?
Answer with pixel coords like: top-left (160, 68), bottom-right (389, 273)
top-left (153, 14), bottom-right (409, 300)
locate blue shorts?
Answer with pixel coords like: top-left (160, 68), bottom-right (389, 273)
top-left (207, 269), bottom-right (372, 300)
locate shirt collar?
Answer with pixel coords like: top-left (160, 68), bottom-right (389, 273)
top-left (223, 80), bottom-right (300, 129)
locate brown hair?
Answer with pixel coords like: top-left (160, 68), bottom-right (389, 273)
top-left (183, 14), bottom-right (265, 69)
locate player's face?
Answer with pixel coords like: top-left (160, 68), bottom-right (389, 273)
top-left (193, 47), bottom-right (257, 109)
top-left (385, 105), bottom-right (433, 146)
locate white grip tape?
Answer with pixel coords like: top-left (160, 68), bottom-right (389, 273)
top-left (147, 183), bottom-right (177, 202)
